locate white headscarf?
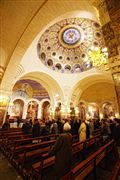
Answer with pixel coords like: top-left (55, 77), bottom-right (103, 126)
top-left (63, 122), bottom-right (71, 132)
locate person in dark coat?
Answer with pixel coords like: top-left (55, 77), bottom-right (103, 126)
top-left (32, 119), bottom-right (41, 137)
top-left (48, 122), bottom-right (72, 180)
top-left (17, 116), bottom-right (21, 127)
top-left (22, 118), bottom-right (31, 134)
top-left (2, 118), bottom-right (10, 131)
top-left (114, 118), bottom-right (120, 146)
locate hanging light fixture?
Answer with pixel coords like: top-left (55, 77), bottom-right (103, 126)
top-left (88, 46), bottom-right (109, 69)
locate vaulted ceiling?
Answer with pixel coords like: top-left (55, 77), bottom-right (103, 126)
top-left (0, 0), bottom-right (45, 69)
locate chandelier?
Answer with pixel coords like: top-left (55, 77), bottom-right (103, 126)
top-left (88, 46), bottom-right (109, 69)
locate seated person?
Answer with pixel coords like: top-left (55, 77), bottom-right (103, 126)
top-left (22, 118), bottom-right (31, 134)
top-left (32, 119), bottom-right (41, 137)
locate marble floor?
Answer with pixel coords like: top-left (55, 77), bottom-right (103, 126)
top-left (0, 151), bottom-right (22, 180)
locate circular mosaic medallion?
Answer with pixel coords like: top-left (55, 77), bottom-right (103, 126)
top-left (62, 28), bottom-right (80, 45)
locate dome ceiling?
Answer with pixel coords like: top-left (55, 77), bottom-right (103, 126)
top-left (37, 17), bottom-right (105, 73)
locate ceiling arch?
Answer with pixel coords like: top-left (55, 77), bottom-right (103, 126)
top-left (70, 73), bottom-right (114, 105)
top-left (12, 71), bottom-right (64, 106)
top-left (1, 0), bottom-right (99, 92)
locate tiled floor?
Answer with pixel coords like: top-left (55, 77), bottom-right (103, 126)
top-left (0, 151), bottom-right (22, 180)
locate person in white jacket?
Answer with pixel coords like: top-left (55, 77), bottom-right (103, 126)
top-left (78, 120), bottom-right (86, 141)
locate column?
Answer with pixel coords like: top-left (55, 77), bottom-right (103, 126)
top-left (0, 89), bottom-right (12, 126)
top-left (94, 0), bottom-right (120, 116)
top-left (37, 103), bottom-right (42, 119)
top-left (22, 103), bottom-right (28, 119)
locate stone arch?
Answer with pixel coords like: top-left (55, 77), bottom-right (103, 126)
top-left (102, 102), bottom-right (115, 118)
top-left (41, 99), bottom-right (50, 121)
top-left (8, 98), bottom-right (24, 119)
top-left (1, 2), bottom-right (99, 92)
top-left (70, 74), bottom-right (113, 106)
top-left (12, 71), bottom-right (64, 108)
top-left (26, 98), bottom-right (40, 120)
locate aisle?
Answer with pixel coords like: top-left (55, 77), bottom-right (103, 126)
top-left (0, 151), bottom-right (22, 180)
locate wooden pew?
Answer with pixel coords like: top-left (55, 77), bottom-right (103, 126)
top-left (8, 134), bottom-right (77, 162)
top-left (16, 135), bottom-right (78, 173)
top-left (15, 140), bottom-right (56, 172)
top-left (110, 160), bottom-right (120, 180)
top-left (31, 134), bottom-right (102, 180)
top-left (69, 139), bottom-right (115, 180)
top-left (7, 134), bottom-right (59, 160)
top-left (1, 133), bottom-right (32, 154)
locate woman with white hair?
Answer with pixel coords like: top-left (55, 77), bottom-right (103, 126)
top-left (48, 121), bottom-right (72, 180)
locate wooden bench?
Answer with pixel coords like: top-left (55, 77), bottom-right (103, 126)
top-left (16, 139), bottom-right (56, 172)
top-left (110, 159), bottom-right (120, 180)
top-left (7, 134), bottom-right (59, 160)
top-left (31, 134), bottom-right (102, 180)
top-left (7, 134), bottom-right (77, 161)
top-left (68, 139), bottom-right (115, 180)
top-left (1, 134), bottom-right (32, 154)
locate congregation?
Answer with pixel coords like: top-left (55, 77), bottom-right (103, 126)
top-left (1, 116), bottom-right (120, 179)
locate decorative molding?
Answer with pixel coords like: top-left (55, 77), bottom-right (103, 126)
top-left (14, 64), bottom-right (25, 78)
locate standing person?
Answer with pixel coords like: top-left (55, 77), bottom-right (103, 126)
top-left (22, 118), bottom-right (31, 134)
top-left (17, 116), bottom-right (21, 127)
top-left (2, 115), bottom-right (10, 131)
top-left (89, 119), bottom-right (94, 137)
top-left (48, 122), bottom-right (72, 180)
top-left (57, 118), bottom-right (63, 133)
top-left (114, 118), bottom-right (120, 146)
top-left (32, 119), bottom-right (41, 137)
top-left (85, 119), bottom-right (90, 139)
top-left (50, 119), bottom-right (58, 134)
top-left (78, 120), bottom-right (86, 141)
top-left (101, 119), bottom-right (109, 142)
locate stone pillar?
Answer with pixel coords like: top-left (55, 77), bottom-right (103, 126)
top-left (37, 103), bottom-right (42, 119)
top-left (94, 0), bottom-right (120, 116)
top-left (0, 89), bottom-right (12, 126)
top-left (22, 103), bottom-right (28, 119)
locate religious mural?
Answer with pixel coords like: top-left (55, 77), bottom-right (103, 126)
top-left (70, 102), bottom-right (75, 119)
top-left (11, 99), bottom-right (24, 118)
top-left (78, 102), bottom-right (86, 120)
top-left (27, 101), bottom-right (38, 120)
top-left (42, 101), bottom-right (50, 121)
top-left (55, 102), bottom-right (61, 120)
top-left (87, 103), bottom-right (99, 119)
top-left (102, 102), bottom-right (115, 118)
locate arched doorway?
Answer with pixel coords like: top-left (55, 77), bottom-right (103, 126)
top-left (87, 103), bottom-right (100, 119)
top-left (102, 102), bottom-right (115, 118)
top-left (55, 102), bottom-right (61, 120)
top-left (78, 101), bottom-right (86, 120)
top-left (10, 99), bottom-right (24, 119)
top-left (42, 101), bottom-right (50, 121)
top-left (27, 100), bottom-right (38, 121)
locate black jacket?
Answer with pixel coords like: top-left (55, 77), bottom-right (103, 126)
top-left (48, 132), bottom-right (72, 179)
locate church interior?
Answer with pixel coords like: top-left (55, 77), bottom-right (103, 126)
top-left (0, 0), bottom-right (120, 180)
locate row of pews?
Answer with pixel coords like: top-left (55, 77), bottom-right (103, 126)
top-left (61, 139), bottom-right (119, 180)
top-left (0, 128), bottom-right (120, 180)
